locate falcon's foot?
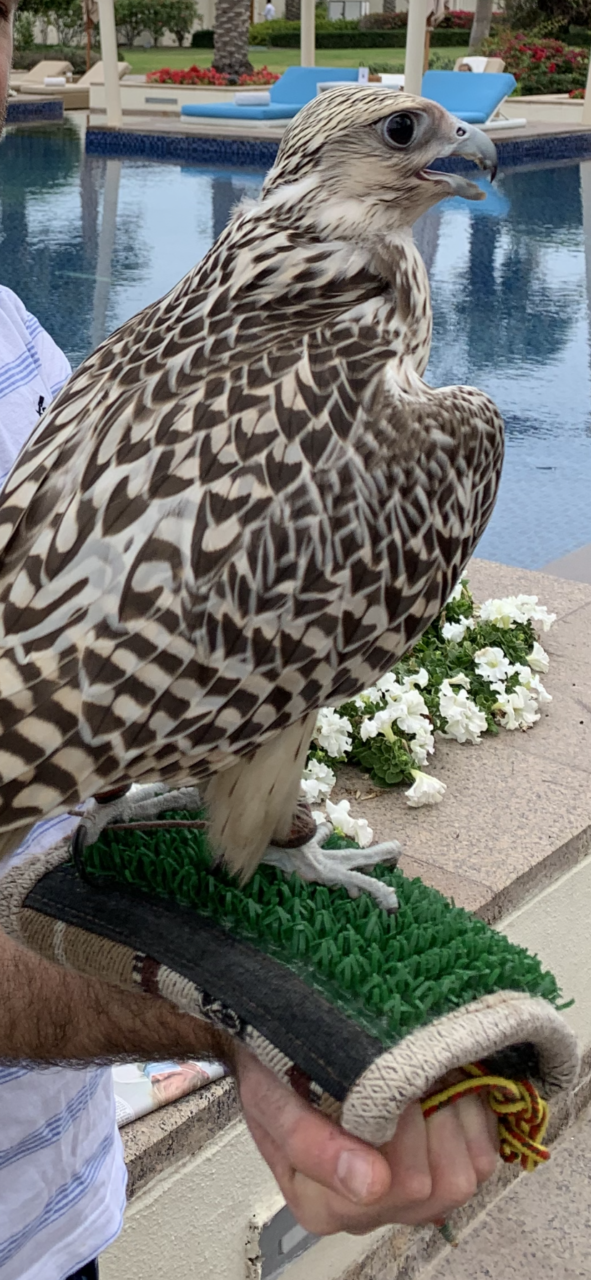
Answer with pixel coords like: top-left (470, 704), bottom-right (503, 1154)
top-left (263, 820), bottom-right (401, 913)
top-left (77, 783), bottom-right (206, 846)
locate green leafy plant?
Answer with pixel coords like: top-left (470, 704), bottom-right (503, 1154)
top-left (13, 10), bottom-right (36, 49)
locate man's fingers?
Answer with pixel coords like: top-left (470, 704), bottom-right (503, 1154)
top-left (381, 1102), bottom-right (433, 1206)
top-left (237, 1050), bottom-right (391, 1206)
top-left (425, 1105), bottom-right (478, 1210)
top-left (455, 1092), bottom-right (500, 1183)
top-left (237, 1049), bottom-right (500, 1238)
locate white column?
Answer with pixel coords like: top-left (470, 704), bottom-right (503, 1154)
top-left (97, 0), bottom-right (122, 128)
top-left (91, 158), bottom-right (121, 350)
top-left (404, 0), bottom-right (429, 97)
top-left (582, 48), bottom-right (591, 127)
top-left (300, 0), bottom-right (315, 68)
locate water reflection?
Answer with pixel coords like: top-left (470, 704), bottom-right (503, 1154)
top-left (0, 127), bottom-right (589, 569)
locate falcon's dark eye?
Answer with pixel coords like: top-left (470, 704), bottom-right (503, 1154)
top-left (383, 112), bottom-right (416, 149)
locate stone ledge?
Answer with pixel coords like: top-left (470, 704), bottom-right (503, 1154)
top-left (121, 1075), bottom-right (239, 1200)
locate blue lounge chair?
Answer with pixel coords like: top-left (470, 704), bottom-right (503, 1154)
top-left (181, 65), bottom-right (360, 122)
top-left (421, 70), bottom-right (517, 125)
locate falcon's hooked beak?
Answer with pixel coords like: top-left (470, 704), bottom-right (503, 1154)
top-left (427, 119), bottom-right (498, 202)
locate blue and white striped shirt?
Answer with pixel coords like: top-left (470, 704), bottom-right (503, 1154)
top-left (0, 285), bottom-right (127, 1280)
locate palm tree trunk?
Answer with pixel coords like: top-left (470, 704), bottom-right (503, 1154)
top-left (383, 0), bottom-right (397, 12)
top-left (469, 0), bottom-right (494, 47)
top-left (213, 0), bottom-right (253, 79)
top-left (285, 0), bottom-right (301, 18)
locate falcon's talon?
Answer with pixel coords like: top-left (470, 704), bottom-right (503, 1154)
top-left (79, 784), bottom-right (205, 847)
top-left (264, 830), bottom-right (401, 912)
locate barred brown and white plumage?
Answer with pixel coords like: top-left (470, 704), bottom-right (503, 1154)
top-left (0, 88), bottom-right (504, 873)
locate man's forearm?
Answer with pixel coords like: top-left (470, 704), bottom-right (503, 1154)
top-left (0, 927), bottom-right (234, 1066)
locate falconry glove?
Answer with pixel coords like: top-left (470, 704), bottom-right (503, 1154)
top-left (0, 788), bottom-right (578, 1160)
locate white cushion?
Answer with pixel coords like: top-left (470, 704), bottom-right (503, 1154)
top-left (233, 90), bottom-right (271, 106)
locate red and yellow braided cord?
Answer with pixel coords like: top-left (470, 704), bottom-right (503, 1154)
top-left (421, 1061), bottom-right (550, 1173)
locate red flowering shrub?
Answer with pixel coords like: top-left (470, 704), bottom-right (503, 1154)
top-left (146, 64), bottom-right (279, 87)
top-left (238, 66), bottom-right (279, 84)
top-left (484, 33), bottom-right (589, 93)
top-left (360, 8), bottom-right (503, 29)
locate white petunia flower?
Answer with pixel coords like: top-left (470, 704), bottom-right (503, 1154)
top-left (446, 581), bottom-right (464, 604)
top-left (325, 798), bottom-right (373, 848)
top-left (441, 617), bottom-right (475, 643)
top-left (359, 714), bottom-right (381, 741)
top-left (375, 672), bottom-right (403, 698)
top-left (493, 684), bottom-right (540, 730)
top-left (409, 721), bottom-right (435, 766)
top-left (353, 686), bottom-right (381, 709)
top-left (474, 646), bottom-right (514, 684)
top-left (447, 673), bottom-right (471, 690)
top-left (513, 665), bottom-right (552, 706)
top-left (479, 594), bottom-right (556, 632)
top-left (439, 679), bottom-right (487, 745)
top-left (393, 688), bottom-right (430, 731)
top-left (313, 708), bottom-right (352, 758)
top-left (405, 769), bottom-right (447, 807)
top-left (513, 595), bottom-right (556, 632)
top-left (300, 759), bottom-right (336, 804)
top-left (401, 668), bottom-right (430, 690)
top-left (528, 641), bottom-right (550, 673)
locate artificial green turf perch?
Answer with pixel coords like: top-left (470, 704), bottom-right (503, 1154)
top-left (76, 808), bottom-right (565, 1048)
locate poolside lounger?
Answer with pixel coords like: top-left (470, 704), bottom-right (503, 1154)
top-left (453, 56), bottom-right (506, 73)
top-left (180, 65), bottom-right (362, 122)
top-left (9, 60), bottom-right (74, 93)
top-left (421, 70), bottom-right (525, 130)
top-left (21, 61), bottom-right (132, 110)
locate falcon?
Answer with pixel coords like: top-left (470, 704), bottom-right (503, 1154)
top-left (0, 88), bottom-right (504, 876)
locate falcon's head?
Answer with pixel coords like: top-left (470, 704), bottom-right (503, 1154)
top-left (262, 86), bottom-right (497, 235)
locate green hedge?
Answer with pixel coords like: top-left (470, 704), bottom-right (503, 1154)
top-left (191, 27), bottom-right (214, 46)
top-left (569, 25), bottom-right (591, 43)
top-left (249, 23), bottom-right (471, 49)
top-left (12, 43), bottom-right (100, 73)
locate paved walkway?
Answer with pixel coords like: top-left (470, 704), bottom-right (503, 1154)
top-left (424, 1106), bottom-right (591, 1280)
top-left (545, 542), bottom-right (591, 585)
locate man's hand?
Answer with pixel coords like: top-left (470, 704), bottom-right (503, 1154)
top-left (237, 1047), bottom-right (499, 1237)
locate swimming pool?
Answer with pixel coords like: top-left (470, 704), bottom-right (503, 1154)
top-left (1, 120), bottom-right (589, 571)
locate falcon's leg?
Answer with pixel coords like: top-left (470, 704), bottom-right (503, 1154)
top-left (204, 711), bottom-right (318, 882)
top-left (264, 821), bottom-right (401, 913)
top-left (77, 783), bottom-right (207, 843)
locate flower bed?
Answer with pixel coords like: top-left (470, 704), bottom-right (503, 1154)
top-left (146, 65), bottom-right (279, 87)
top-left (301, 581), bottom-right (555, 843)
top-left (484, 34), bottom-right (589, 94)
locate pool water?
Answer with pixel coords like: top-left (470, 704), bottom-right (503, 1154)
top-left (1, 121), bottom-right (590, 571)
